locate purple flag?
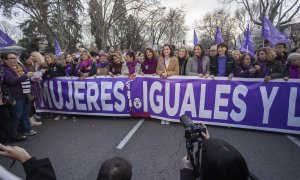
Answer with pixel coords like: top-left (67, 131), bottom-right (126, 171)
top-left (240, 24), bottom-right (255, 57)
top-left (193, 30), bottom-right (199, 45)
top-left (262, 16), bottom-right (291, 46)
top-left (0, 29), bottom-right (14, 47)
top-left (54, 38), bottom-right (62, 58)
top-left (216, 27), bottom-right (224, 45)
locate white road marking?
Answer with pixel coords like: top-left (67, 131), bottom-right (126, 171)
top-left (116, 119), bottom-right (145, 149)
top-left (286, 135), bottom-right (300, 148)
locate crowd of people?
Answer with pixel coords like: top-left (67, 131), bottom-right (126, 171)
top-left (0, 43), bottom-right (300, 143)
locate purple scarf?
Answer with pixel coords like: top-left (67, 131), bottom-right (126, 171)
top-left (259, 61), bottom-right (268, 77)
top-left (289, 64), bottom-right (299, 79)
top-left (127, 61), bottom-right (137, 74)
top-left (65, 63), bottom-right (73, 77)
top-left (79, 59), bottom-right (93, 69)
top-left (197, 56), bottom-right (203, 74)
top-left (142, 58), bottom-right (157, 74)
top-left (96, 61), bottom-right (109, 68)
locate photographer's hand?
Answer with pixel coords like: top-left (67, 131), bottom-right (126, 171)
top-left (182, 156), bottom-right (193, 170)
top-left (201, 125), bottom-right (210, 140)
top-left (0, 144), bottom-right (31, 163)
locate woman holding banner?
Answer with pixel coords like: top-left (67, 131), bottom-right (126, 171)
top-left (185, 44), bottom-right (210, 78)
top-left (142, 48), bottom-right (158, 75)
top-left (177, 47), bottom-right (190, 75)
top-left (156, 44), bottom-right (179, 125)
top-left (109, 54), bottom-right (123, 76)
top-left (156, 44), bottom-right (179, 79)
top-left (121, 51), bottom-right (142, 79)
top-left (255, 47), bottom-right (284, 82)
top-left (75, 50), bottom-right (96, 80)
top-left (62, 53), bottom-right (77, 77)
top-left (235, 53), bottom-right (259, 78)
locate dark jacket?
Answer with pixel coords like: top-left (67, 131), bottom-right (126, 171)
top-left (64, 63), bottom-right (77, 77)
top-left (3, 64), bottom-right (28, 99)
top-left (235, 64), bottom-right (259, 78)
top-left (75, 61), bottom-right (96, 77)
top-left (109, 63), bottom-right (123, 75)
top-left (23, 157), bottom-right (57, 180)
top-left (256, 60), bottom-right (284, 79)
top-left (180, 168), bottom-right (195, 180)
top-left (44, 64), bottom-right (66, 78)
top-left (178, 57), bottom-right (188, 75)
top-left (209, 55), bottom-right (235, 76)
top-left (180, 168), bottom-right (259, 180)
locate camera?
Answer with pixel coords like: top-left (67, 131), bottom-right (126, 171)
top-left (180, 115), bottom-right (207, 177)
top-left (180, 115), bottom-right (206, 143)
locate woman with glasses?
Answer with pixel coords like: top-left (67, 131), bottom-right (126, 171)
top-left (1, 52), bottom-right (37, 137)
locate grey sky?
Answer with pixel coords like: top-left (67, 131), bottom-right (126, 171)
top-left (0, 0), bottom-right (222, 46)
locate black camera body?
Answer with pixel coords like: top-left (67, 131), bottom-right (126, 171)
top-left (180, 115), bottom-right (206, 143)
top-left (180, 115), bottom-right (207, 177)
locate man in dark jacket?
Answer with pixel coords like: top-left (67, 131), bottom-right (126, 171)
top-left (209, 43), bottom-right (235, 80)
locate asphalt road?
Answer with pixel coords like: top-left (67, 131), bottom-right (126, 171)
top-left (1, 116), bottom-right (300, 180)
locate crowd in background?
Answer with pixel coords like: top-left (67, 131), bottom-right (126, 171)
top-left (0, 42), bottom-right (300, 143)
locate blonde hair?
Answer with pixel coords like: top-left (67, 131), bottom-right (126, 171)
top-left (116, 51), bottom-right (125, 62)
top-left (178, 47), bottom-right (190, 60)
top-left (31, 51), bottom-right (45, 63)
top-left (45, 53), bottom-right (58, 65)
top-left (232, 50), bottom-right (241, 56)
top-left (79, 50), bottom-right (95, 64)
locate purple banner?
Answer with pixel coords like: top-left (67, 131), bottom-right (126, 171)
top-left (37, 77), bottom-right (130, 116)
top-left (36, 76), bottom-right (300, 134)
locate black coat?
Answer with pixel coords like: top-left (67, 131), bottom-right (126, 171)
top-left (44, 64), bottom-right (66, 78)
top-left (23, 157), bottom-right (57, 180)
top-left (235, 64), bottom-right (259, 78)
top-left (256, 60), bottom-right (284, 79)
top-left (178, 58), bottom-right (188, 75)
top-left (180, 168), bottom-right (195, 180)
top-left (209, 55), bottom-right (235, 76)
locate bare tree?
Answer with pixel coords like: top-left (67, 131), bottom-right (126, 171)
top-left (220, 0), bottom-right (300, 27)
top-left (88, 0), bottom-right (158, 50)
top-left (194, 9), bottom-right (238, 48)
top-left (0, 0), bottom-right (83, 52)
top-left (162, 8), bottom-right (188, 47)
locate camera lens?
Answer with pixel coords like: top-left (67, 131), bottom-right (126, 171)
top-left (180, 115), bottom-right (194, 128)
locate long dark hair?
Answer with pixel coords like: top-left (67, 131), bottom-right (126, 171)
top-left (19, 52), bottom-right (31, 65)
top-left (161, 44), bottom-right (174, 58)
top-left (194, 44), bottom-right (205, 57)
top-left (144, 47), bottom-right (157, 60)
top-left (200, 138), bottom-right (250, 180)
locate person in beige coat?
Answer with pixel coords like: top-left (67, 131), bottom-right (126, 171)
top-left (156, 44), bottom-right (179, 125)
top-left (156, 44), bottom-right (179, 79)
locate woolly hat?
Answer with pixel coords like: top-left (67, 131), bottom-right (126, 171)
top-left (98, 50), bottom-right (107, 57)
